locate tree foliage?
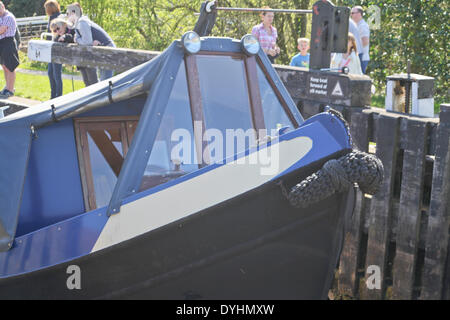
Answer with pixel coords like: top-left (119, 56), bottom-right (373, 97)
top-left (3, 0), bottom-right (46, 17)
top-left (13, 0), bottom-right (450, 102)
top-left (337, 0), bottom-right (448, 100)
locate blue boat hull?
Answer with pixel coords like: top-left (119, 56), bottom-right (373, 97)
top-left (0, 153), bottom-right (355, 299)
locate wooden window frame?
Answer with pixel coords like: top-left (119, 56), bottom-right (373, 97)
top-left (74, 116), bottom-right (138, 211)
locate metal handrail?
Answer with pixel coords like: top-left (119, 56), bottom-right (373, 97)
top-left (214, 7), bottom-right (313, 14)
top-left (40, 32), bottom-right (53, 40)
top-left (17, 16), bottom-right (47, 26)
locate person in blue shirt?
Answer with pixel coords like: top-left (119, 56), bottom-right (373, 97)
top-left (290, 38), bottom-right (310, 68)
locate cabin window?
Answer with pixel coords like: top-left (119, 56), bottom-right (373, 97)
top-left (196, 54), bottom-right (255, 161)
top-left (139, 60), bottom-right (199, 192)
top-left (75, 117), bottom-right (137, 210)
top-left (256, 64), bottom-right (295, 133)
top-left (196, 55), bottom-right (254, 134)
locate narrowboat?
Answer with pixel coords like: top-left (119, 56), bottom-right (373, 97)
top-left (0, 31), bottom-right (382, 299)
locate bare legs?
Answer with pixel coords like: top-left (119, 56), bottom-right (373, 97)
top-left (2, 64), bottom-right (15, 92)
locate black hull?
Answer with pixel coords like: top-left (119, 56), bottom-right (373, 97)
top-left (0, 163), bottom-right (355, 300)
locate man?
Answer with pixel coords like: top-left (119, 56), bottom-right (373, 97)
top-left (67, 2), bottom-right (116, 84)
top-left (348, 18), bottom-right (362, 62)
top-left (351, 6), bottom-right (370, 74)
top-left (0, 1), bottom-right (19, 98)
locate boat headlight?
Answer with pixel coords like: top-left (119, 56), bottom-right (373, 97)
top-left (181, 31), bottom-right (201, 54)
top-left (241, 34), bottom-right (260, 56)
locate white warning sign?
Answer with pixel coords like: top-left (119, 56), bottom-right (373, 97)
top-left (28, 40), bottom-right (53, 63)
top-left (331, 81), bottom-right (344, 96)
top-left (309, 76), bottom-right (328, 96)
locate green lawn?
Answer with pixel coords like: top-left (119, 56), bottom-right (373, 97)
top-left (19, 50), bottom-right (80, 76)
top-left (0, 70), bottom-right (85, 102)
top-left (371, 95), bottom-right (386, 109)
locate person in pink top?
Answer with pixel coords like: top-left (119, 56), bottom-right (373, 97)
top-left (0, 1), bottom-right (19, 98)
top-left (251, 6), bottom-right (280, 63)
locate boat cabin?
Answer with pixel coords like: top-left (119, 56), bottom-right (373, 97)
top-left (0, 34), bottom-right (304, 245)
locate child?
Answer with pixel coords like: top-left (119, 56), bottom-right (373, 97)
top-left (290, 38), bottom-right (310, 68)
top-left (330, 32), bottom-right (362, 75)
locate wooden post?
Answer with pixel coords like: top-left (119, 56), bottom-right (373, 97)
top-left (337, 109), bottom-right (372, 296)
top-left (51, 42), bottom-right (160, 72)
top-left (420, 105), bottom-right (450, 299)
top-left (392, 120), bottom-right (429, 299)
top-left (362, 114), bottom-right (401, 299)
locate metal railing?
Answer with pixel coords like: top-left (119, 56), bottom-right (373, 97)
top-left (16, 15), bottom-right (47, 26)
top-left (17, 15), bottom-right (48, 45)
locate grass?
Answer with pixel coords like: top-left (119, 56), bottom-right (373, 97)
top-left (371, 94), bottom-right (386, 109)
top-left (19, 50), bottom-right (80, 76)
top-left (0, 70), bottom-right (85, 102)
top-left (0, 50), bottom-right (85, 101)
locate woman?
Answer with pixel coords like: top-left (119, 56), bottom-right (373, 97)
top-left (251, 6), bottom-right (280, 63)
top-left (0, 0), bottom-right (19, 98)
top-left (50, 18), bottom-right (74, 44)
top-left (67, 2), bottom-right (116, 83)
top-left (44, 0), bottom-right (63, 98)
top-left (330, 32), bottom-right (363, 75)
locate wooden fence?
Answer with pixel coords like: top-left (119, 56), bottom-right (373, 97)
top-left (18, 43), bottom-right (450, 299)
top-left (296, 103), bottom-right (449, 300)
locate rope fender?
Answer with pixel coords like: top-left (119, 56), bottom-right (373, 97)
top-left (280, 151), bottom-right (384, 209)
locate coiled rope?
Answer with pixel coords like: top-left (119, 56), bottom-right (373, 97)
top-left (280, 151), bottom-right (384, 209)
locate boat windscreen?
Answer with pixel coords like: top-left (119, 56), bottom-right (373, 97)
top-left (197, 54), bottom-right (254, 134)
top-left (139, 60), bottom-right (199, 192)
top-left (256, 65), bottom-right (295, 133)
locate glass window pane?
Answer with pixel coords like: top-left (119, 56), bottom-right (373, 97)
top-left (87, 126), bottom-right (124, 208)
top-left (196, 55), bottom-right (255, 161)
top-left (197, 55), bottom-right (254, 134)
top-left (140, 60), bottom-right (199, 192)
top-left (256, 64), bottom-right (294, 133)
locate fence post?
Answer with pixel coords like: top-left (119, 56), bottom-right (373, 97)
top-left (420, 104), bottom-right (450, 299)
top-left (361, 114), bottom-right (402, 299)
top-left (391, 119), bottom-right (429, 299)
top-left (337, 109), bottom-right (371, 297)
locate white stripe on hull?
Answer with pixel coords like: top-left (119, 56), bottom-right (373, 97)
top-left (92, 136), bottom-right (313, 252)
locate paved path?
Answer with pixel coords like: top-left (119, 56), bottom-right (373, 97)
top-left (2, 96), bottom-right (41, 106)
top-left (0, 95), bottom-right (41, 116)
